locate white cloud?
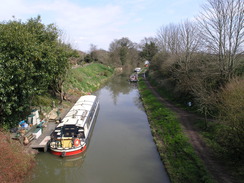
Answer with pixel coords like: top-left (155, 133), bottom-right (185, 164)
top-left (50, 3), bottom-right (124, 51)
top-left (0, 0), bottom-right (206, 51)
top-left (0, 0), bottom-right (126, 51)
top-left (0, 0), bottom-right (29, 20)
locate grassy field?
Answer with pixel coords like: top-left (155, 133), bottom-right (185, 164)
top-left (138, 79), bottom-right (214, 183)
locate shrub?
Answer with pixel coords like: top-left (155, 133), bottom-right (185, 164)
top-left (216, 77), bottom-right (244, 161)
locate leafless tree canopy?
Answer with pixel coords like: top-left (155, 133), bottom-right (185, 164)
top-left (157, 24), bottom-right (180, 54)
top-left (197, 0), bottom-right (244, 78)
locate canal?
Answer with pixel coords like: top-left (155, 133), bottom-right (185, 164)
top-left (30, 74), bottom-right (170, 183)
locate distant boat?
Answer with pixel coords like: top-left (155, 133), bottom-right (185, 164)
top-left (49, 95), bottom-right (99, 157)
top-left (129, 73), bottom-right (138, 82)
top-left (144, 60), bottom-right (150, 67)
top-left (134, 67), bottom-right (142, 73)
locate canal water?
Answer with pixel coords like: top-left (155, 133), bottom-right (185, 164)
top-left (30, 75), bottom-right (170, 183)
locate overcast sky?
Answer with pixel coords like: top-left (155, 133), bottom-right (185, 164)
top-left (0, 0), bottom-right (205, 52)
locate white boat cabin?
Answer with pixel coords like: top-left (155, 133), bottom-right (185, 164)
top-left (53, 95), bottom-right (98, 140)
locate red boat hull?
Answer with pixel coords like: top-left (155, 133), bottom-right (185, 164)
top-left (51, 145), bottom-right (87, 156)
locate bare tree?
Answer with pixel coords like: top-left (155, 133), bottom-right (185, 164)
top-left (157, 24), bottom-right (181, 54)
top-left (139, 37), bottom-right (158, 49)
top-left (197, 0), bottom-right (244, 79)
top-left (89, 44), bottom-right (97, 53)
top-left (94, 49), bottom-right (109, 65)
top-left (89, 44), bottom-right (98, 61)
top-left (178, 20), bottom-right (201, 74)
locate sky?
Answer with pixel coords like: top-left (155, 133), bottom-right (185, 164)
top-left (0, 0), bottom-right (206, 52)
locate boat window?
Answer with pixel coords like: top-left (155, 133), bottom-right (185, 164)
top-left (77, 128), bottom-right (85, 138)
top-left (86, 116), bottom-right (91, 128)
top-left (82, 133), bottom-right (85, 138)
top-left (62, 125), bottom-right (77, 137)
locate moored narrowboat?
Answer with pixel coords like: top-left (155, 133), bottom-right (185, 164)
top-left (49, 95), bottom-right (99, 157)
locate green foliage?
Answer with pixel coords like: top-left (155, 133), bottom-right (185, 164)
top-left (140, 41), bottom-right (158, 61)
top-left (0, 16), bottom-right (76, 127)
top-left (138, 80), bottom-right (214, 183)
top-left (119, 46), bottom-right (127, 65)
top-left (84, 54), bottom-right (94, 63)
top-left (108, 37), bottom-right (140, 68)
top-left (0, 19), bottom-right (38, 126)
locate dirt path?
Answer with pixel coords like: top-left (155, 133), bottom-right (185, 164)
top-left (144, 79), bottom-right (237, 183)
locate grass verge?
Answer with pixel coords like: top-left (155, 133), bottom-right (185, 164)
top-left (64, 63), bottom-right (113, 94)
top-left (138, 79), bottom-right (214, 183)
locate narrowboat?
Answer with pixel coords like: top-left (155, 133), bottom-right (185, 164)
top-left (49, 95), bottom-right (99, 157)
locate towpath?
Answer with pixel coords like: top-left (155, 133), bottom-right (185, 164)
top-left (144, 78), bottom-right (237, 183)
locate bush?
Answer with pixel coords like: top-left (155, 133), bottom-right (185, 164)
top-left (216, 78), bottom-right (244, 161)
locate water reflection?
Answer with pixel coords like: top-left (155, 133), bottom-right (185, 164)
top-left (30, 153), bottom-right (86, 183)
top-left (104, 74), bottom-right (138, 105)
top-left (104, 74), bottom-right (144, 113)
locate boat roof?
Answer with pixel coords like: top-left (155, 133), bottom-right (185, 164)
top-left (57, 95), bottom-right (97, 128)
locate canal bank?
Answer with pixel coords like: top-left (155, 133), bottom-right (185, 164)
top-left (138, 75), bottom-right (215, 183)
